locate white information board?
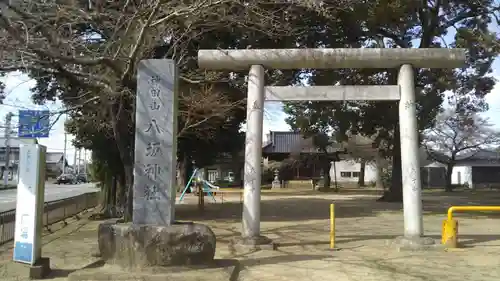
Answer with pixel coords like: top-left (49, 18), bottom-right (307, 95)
top-left (13, 144), bottom-right (46, 265)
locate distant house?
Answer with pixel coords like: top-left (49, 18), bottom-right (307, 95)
top-left (262, 131), bottom-right (493, 187)
top-left (0, 137), bottom-right (69, 181)
top-left (200, 151), bottom-right (244, 184)
top-left (45, 152), bottom-right (69, 178)
top-left (423, 150), bottom-right (500, 189)
top-left (262, 131), bottom-right (373, 182)
top-left (0, 137), bottom-right (37, 181)
top-left (189, 130), bottom-right (500, 189)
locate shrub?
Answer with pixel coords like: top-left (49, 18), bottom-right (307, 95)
top-left (381, 168), bottom-right (392, 190)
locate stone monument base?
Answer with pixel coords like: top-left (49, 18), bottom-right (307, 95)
top-left (271, 180), bottom-right (281, 189)
top-left (98, 221), bottom-right (217, 268)
top-left (10, 257), bottom-right (51, 279)
top-left (389, 236), bottom-right (442, 251)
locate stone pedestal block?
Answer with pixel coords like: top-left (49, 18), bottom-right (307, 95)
top-left (389, 236), bottom-right (442, 251)
top-left (98, 222), bottom-right (216, 268)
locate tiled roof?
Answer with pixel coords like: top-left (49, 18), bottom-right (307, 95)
top-left (262, 131), bottom-right (342, 154)
top-left (420, 148), bottom-right (500, 165)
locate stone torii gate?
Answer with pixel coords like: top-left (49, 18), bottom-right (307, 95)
top-left (198, 48), bottom-right (466, 246)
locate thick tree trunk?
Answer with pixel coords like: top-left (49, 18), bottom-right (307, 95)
top-left (178, 157), bottom-right (194, 193)
top-left (123, 163), bottom-right (134, 222)
top-left (103, 175), bottom-right (119, 217)
top-left (375, 155), bottom-right (384, 189)
top-left (358, 161), bottom-right (366, 187)
top-left (231, 150), bottom-right (242, 186)
top-left (177, 154), bottom-right (187, 191)
top-left (445, 163), bottom-right (453, 192)
top-left (378, 126), bottom-right (403, 202)
top-left (101, 174), bottom-right (110, 209)
top-left (109, 99), bottom-right (135, 222)
top-left (110, 176), bottom-right (117, 208)
top-left (100, 172), bottom-right (119, 218)
top-left (321, 159), bottom-right (331, 190)
top-left (117, 170), bottom-right (126, 214)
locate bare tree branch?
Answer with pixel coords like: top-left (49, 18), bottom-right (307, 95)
top-left (423, 105), bottom-right (500, 164)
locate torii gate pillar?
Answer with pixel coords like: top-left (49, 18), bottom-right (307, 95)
top-left (198, 48), bottom-right (466, 247)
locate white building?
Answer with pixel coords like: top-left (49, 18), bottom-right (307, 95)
top-left (0, 137), bottom-right (68, 181)
top-left (423, 150), bottom-right (500, 188)
top-left (330, 160), bottom-right (378, 183)
top-left (0, 137), bottom-right (37, 181)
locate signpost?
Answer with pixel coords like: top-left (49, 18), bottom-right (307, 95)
top-left (13, 144), bottom-right (46, 265)
top-left (18, 110), bottom-right (50, 138)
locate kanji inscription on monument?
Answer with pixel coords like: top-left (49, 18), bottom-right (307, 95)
top-left (133, 59), bottom-right (178, 225)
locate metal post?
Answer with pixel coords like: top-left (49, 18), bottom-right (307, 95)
top-left (398, 64), bottom-right (423, 237)
top-left (75, 148), bottom-right (78, 174)
top-left (83, 149), bottom-right (87, 174)
top-left (242, 65), bottom-right (265, 239)
top-left (62, 133), bottom-right (67, 174)
top-left (329, 203), bottom-right (336, 249)
top-left (3, 112), bottom-right (13, 187)
top-left (73, 147), bottom-right (77, 174)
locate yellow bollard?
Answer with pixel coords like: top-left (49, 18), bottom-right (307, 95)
top-left (442, 219), bottom-right (458, 248)
top-left (330, 203), bottom-right (335, 249)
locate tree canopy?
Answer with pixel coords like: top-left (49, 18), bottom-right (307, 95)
top-left (1, 0), bottom-right (498, 216)
top-left (283, 0), bottom-right (500, 200)
top-left (0, 0), bottom-right (356, 218)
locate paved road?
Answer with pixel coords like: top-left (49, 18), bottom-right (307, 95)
top-left (0, 183), bottom-right (99, 213)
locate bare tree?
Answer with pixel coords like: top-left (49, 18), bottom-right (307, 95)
top-left (424, 107), bottom-right (500, 191)
top-left (0, 0), bottom-right (365, 218)
top-left (0, 0), bottom-right (296, 219)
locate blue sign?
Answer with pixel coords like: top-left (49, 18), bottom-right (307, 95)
top-left (18, 110), bottom-right (50, 138)
top-left (13, 242), bottom-right (33, 264)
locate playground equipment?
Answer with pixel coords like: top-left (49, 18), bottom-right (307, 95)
top-left (178, 168), bottom-right (220, 204)
top-left (442, 205), bottom-right (500, 248)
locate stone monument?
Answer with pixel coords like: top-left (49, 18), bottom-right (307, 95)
top-left (97, 60), bottom-right (217, 269)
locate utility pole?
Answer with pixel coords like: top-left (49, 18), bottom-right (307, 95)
top-left (76, 148), bottom-right (80, 174)
top-left (3, 112), bottom-right (13, 187)
top-left (62, 132), bottom-right (67, 174)
top-left (73, 148), bottom-right (77, 174)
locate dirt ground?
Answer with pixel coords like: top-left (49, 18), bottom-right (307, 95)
top-left (2, 187), bottom-right (500, 280)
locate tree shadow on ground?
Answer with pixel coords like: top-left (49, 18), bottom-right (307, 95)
top-left (176, 191), bottom-right (500, 223)
top-left (267, 231), bottom-right (500, 249)
top-left (240, 254), bottom-right (334, 268)
top-left (176, 197), bottom-right (387, 222)
top-left (335, 234), bottom-right (500, 247)
top-left (45, 259), bottom-right (105, 279)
